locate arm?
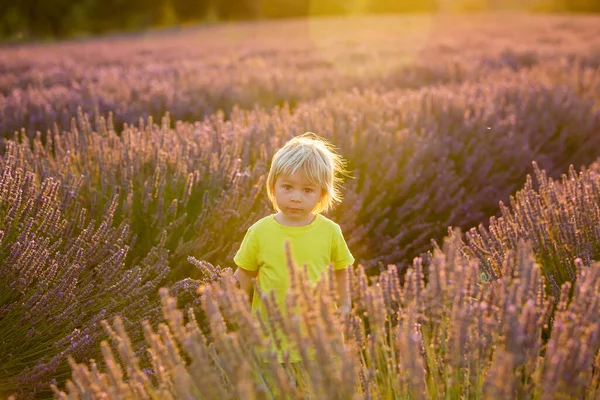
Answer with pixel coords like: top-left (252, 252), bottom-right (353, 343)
top-left (234, 267), bottom-right (258, 300)
top-left (334, 267), bottom-right (351, 318)
top-left (332, 223), bottom-right (354, 318)
top-left (233, 226), bottom-right (259, 300)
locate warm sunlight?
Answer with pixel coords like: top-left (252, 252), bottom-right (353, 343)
top-left (2, 1), bottom-right (600, 398)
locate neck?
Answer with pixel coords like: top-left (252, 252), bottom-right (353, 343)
top-left (275, 213), bottom-right (316, 227)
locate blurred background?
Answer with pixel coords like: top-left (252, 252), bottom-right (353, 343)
top-left (0, 0), bottom-right (599, 42)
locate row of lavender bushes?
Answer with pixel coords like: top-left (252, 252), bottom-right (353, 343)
top-left (453, 161), bottom-right (600, 293)
top-left (2, 14), bottom-right (600, 137)
top-left (2, 60), bottom-right (600, 397)
top-left (0, 140), bottom-right (170, 398)
top-left (9, 63), bottom-right (600, 274)
top-left (52, 157), bottom-right (600, 398)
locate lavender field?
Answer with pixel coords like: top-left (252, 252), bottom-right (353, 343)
top-left (1, 13), bottom-right (600, 399)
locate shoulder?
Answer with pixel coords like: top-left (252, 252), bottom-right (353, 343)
top-left (315, 214), bottom-right (343, 233)
top-left (247, 214), bottom-right (276, 233)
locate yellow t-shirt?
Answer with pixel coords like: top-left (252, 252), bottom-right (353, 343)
top-left (234, 213), bottom-right (354, 362)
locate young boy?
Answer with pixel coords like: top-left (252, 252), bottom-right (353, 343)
top-left (233, 132), bottom-right (354, 363)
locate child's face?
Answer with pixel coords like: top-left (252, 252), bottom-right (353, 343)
top-left (274, 171), bottom-right (323, 224)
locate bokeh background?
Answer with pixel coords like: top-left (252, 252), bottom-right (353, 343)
top-left (1, 0), bottom-right (599, 41)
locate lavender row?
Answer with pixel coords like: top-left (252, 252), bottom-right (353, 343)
top-left (453, 159), bottom-right (600, 296)
top-left (7, 62), bottom-right (600, 278)
top-left (0, 105), bottom-right (274, 396)
top-left (0, 140), bottom-right (215, 397)
top-left (0, 137), bottom-right (229, 398)
top-left (53, 236), bottom-right (600, 398)
top-left (297, 65), bottom-right (600, 271)
top-left (1, 14), bottom-right (600, 137)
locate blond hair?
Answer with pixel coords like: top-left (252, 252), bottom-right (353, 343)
top-left (266, 132), bottom-right (348, 214)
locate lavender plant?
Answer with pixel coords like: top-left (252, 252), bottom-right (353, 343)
top-left (0, 141), bottom-right (175, 398)
top-left (454, 160), bottom-right (600, 294)
top-left (6, 109), bottom-right (273, 280)
top-left (53, 237), bottom-right (600, 399)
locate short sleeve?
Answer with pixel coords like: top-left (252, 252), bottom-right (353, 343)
top-left (332, 224), bottom-right (354, 270)
top-left (234, 227), bottom-right (259, 271)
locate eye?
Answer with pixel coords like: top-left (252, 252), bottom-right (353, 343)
top-left (304, 188), bottom-right (314, 194)
top-left (282, 184), bottom-right (291, 190)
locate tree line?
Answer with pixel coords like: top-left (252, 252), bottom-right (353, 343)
top-left (0, 0), bottom-right (599, 41)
